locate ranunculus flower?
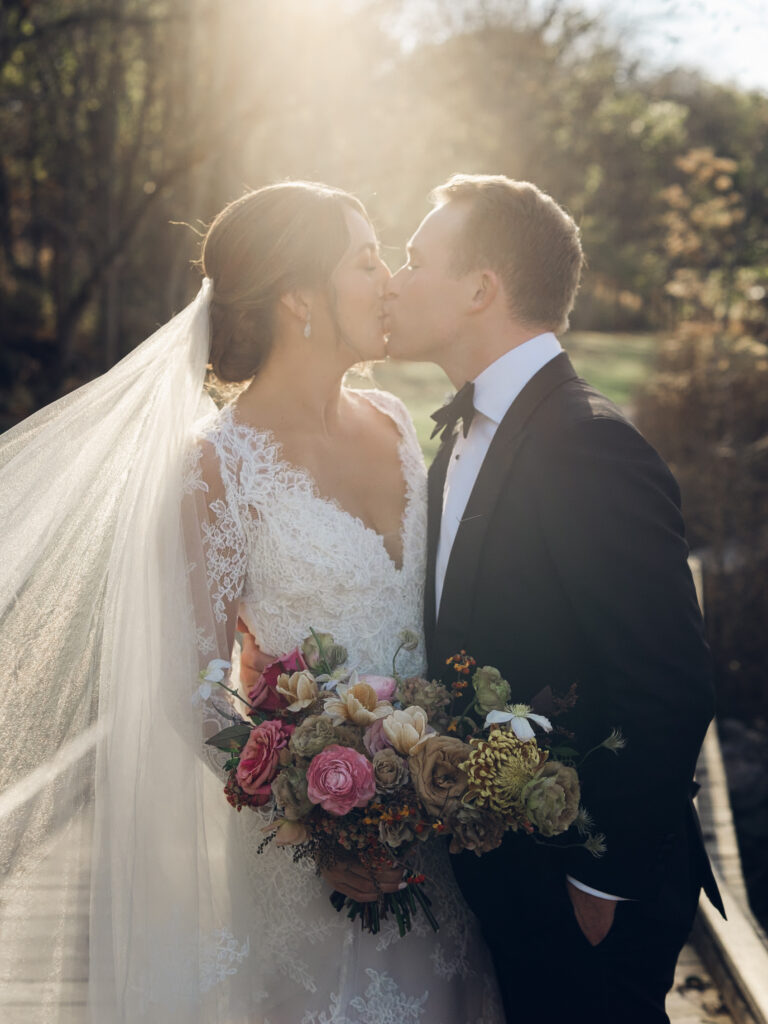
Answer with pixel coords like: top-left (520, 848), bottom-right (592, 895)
top-left (290, 715), bottom-right (338, 759)
top-left (247, 648), bottom-right (307, 711)
top-left (363, 717), bottom-right (394, 756)
top-left (359, 675), bottom-right (397, 701)
top-left (395, 676), bottom-right (451, 718)
top-left (271, 764), bottom-right (313, 819)
top-left (408, 735), bottom-right (471, 817)
top-left (372, 748), bottom-right (408, 794)
top-left (382, 706), bottom-right (433, 755)
top-left (323, 681), bottom-right (393, 727)
top-left (306, 744), bottom-right (376, 816)
top-left (236, 720), bottom-right (294, 804)
top-left (446, 805), bottom-right (506, 856)
top-left (332, 723), bottom-right (367, 755)
top-left (521, 761), bottom-right (580, 836)
top-left (472, 666), bottom-right (511, 716)
top-left (276, 669), bottom-right (319, 712)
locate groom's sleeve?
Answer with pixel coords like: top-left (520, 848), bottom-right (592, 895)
top-left (534, 415), bottom-right (714, 900)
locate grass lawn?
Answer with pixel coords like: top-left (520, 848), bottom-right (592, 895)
top-left (349, 331), bottom-right (658, 463)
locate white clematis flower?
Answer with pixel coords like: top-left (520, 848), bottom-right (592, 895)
top-left (202, 658), bottom-right (231, 683)
top-left (195, 681), bottom-right (213, 702)
top-left (193, 659), bottom-right (231, 704)
top-left (484, 703), bottom-right (552, 741)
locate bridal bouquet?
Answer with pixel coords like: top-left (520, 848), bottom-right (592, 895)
top-left (202, 632), bottom-right (621, 937)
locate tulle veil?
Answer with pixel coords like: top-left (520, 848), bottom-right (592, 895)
top-left (0, 279), bottom-right (265, 1022)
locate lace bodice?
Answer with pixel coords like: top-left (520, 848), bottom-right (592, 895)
top-left (186, 388), bottom-right (502, 1023)
top-left (198, 388), bottom-right (427, 676)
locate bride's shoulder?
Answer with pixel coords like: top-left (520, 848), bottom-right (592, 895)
top-left (187, 405), bottom-right (245, 491)
top-left (188, 403), bottom-right (284, 500)
top-left (352, 387), bottom-right (415, 435)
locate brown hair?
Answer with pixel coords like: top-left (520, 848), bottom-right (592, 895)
top-left (201, 181), bottom-right (369, 382)
top-left (430, 174), bottom-right (584, 333)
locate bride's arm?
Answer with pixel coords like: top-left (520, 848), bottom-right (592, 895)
top-left (182, 437), bottom-right (249, 767)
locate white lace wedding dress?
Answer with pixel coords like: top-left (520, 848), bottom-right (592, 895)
top-left (189, 389), bottom-right (504, 1024)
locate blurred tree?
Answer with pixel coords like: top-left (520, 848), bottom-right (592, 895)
top-left (636, 147), bottom-right (768, 720)
top-left (3, 0), bottom-right (768, 426)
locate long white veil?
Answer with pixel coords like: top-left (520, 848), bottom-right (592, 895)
top-left (0, 280), bottom-right (262, 1022)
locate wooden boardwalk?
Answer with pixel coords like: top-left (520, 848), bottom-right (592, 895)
top-left (0, 801), bottom-right (738, 1024)
top-left (0, 808), bottom-right (90, 1024)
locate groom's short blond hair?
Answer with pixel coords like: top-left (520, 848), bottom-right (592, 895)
top-left (430, 174), bottom-right (584, 334)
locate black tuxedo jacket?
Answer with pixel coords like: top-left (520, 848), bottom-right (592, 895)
top-left (426, 352), bottom-right (722, 909)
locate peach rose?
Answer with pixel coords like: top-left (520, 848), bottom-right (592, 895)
top-left (408, 735), bottom-right (471, 818)
top-left (235, 720), bottom-right (294, 804)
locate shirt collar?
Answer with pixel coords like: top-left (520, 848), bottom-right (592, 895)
top-left (472, 332), bottom-right (563, 425)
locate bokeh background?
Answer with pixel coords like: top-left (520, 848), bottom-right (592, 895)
top-left (2, 0), bottom-right (767, 925)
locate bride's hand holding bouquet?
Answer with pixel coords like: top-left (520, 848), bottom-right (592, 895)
top-left (203, 627), bottom-right (622, 938)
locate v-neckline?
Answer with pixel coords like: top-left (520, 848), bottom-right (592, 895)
top-left (226, 391), bottom-right (412, 573)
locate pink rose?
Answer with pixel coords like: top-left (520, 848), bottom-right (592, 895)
top-left (363, 717), bottom-right (395, 756)
top-left (306, 744), bottom-right (376, 816)
top-left (359, 675), bottom-right (397, 701)
top-left (247, 648), bottom-right (308, 711)
top-left (236, 720), bottom-right (294, 804)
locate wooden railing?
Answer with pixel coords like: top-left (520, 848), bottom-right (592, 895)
top-left (690, 557), bottom-right (768, 1024)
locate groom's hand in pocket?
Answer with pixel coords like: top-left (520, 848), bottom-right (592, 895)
top-left (237, 618), bottom-right (274, 691)
top-left (566, 880), bottom-right (617, 946)
top-left (322, 860), bottom-right (406, 902)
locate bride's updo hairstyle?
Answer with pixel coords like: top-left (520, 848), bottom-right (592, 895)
top-left (201, 181), bottom-right (369, 383)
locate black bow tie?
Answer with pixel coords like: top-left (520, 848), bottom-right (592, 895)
top-left (430, 381), bottom-right (476, 442)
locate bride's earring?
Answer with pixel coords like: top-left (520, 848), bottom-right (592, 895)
top-left (303, 313), bottom-right (312, 339)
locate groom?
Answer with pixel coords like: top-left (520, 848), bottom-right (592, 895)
top-left (383, 174), bottom-right (723, 1023)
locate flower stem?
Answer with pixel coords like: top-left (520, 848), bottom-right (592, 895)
top-left (214, 679), bottom-right (256, 712)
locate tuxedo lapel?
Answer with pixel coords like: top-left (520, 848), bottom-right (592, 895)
top-left (432, 352), bottom-right (578, 658)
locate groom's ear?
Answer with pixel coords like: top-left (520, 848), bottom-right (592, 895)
top-left (467, 270), bottom-right (500, 313)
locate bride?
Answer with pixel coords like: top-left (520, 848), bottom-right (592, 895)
top-left (0, 181), bottom-right (502, 1023)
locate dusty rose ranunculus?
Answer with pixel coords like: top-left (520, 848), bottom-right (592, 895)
top-left (236, 720), bottom-right (294, 804)
top-left (359, 675), bottom-right (397, 701)
top-left (247, 648), bottom-right (307, 711)
top-left (306, 744), bottom-right (376, 816)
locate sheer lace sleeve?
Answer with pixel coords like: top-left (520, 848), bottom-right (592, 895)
top-left (182, 435), bottom-right (248, 772)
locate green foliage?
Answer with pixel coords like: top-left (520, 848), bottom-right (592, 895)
top-left (2, 0), bottom-right (768, 430)
top-left (635, 147), bottom-right (768, 720)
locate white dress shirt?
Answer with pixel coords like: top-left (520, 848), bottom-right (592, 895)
top-left (435, 333), bottom-right (625, 903)
top-left (435, 332), bottom-right (562, 613)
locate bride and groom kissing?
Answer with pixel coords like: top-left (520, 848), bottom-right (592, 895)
top-left (0, 171), bottom-right (723, 1024)
top-left (230, 173), bottom-right (724, 1023)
